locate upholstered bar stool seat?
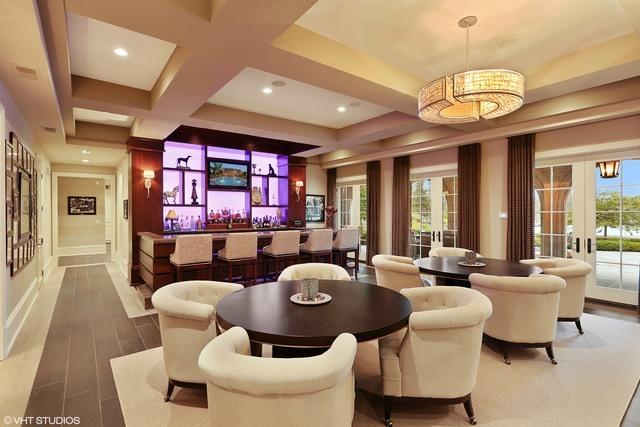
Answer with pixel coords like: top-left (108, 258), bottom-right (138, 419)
top-left (278, 263), bottom-right (351, 281)
top-left (151, 280), bottom-right (243, 401)
top-left (198, 326), bottom-right (357, 427)
top-left (262, 230), bottom-right (300, 281)
top-left (469, 273), bottom-right (566, 365)
top-left (217, 232), bottom-right (258, 286)
top-left (379, 286), bottom-right (492, 426)
top-left (300, 228), bottom-right (333, 264)
top-left (372, 254), bottom-right (429, 291)
top-left (169, 234), bottom-right (213, 281)
top-left (332, 227), bottom-right (360, 279)
top-left (520, 258), bottom-right (592, 334)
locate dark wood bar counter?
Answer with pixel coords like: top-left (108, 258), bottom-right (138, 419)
top-left (136, 228), bottom-right (317, 307)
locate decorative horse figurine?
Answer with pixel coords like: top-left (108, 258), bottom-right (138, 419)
top-left (163, 186), bottom-right (180, 204)
top-left (176, 155), bottom-right (191, 168)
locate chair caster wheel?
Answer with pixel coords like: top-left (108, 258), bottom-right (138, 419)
top-left (551, 359), bottom-right (557, 365)
top-left (384, 418), bottom-right (393, 427)
top-left (504, 359), bottom-right (511, 365)
top-left (469, 417), bottom-right (477, 425)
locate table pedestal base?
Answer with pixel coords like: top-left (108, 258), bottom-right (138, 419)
top-left (434, 276), bottom-right (470, 287)
top-left (272, 345), bottom-right (328, 358)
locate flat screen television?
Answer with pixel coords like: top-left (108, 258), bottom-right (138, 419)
top-left (207, 158), bottom-right (250, 190)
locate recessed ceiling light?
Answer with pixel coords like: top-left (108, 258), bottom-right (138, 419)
top-left (272, 80), bottom-right (286, 87)
top-left (349, 102), bottom-right (361, 108)
top-left (113, 48), bottom-right (128, 57)
top-left (337, 106), bottom-right (346, 113)
top-left (82, 149), bottom-right (91, 154)
top-left (81, 159), bottom-right (89, 163)
top-left (262, 87), bottom-right (273, 94)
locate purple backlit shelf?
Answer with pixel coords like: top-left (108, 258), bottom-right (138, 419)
top-left (163, 143), bottom-right (290, 231)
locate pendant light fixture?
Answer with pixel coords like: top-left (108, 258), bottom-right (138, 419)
top-left (597, 160), bottom-right (620, 179)
top-left (418, 16), bottom-right (525, 124)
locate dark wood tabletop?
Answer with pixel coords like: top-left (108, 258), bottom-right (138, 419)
top-left (413, 256), bottom-right (543, 280)
top-left (216, 280), bottom-right (412, 347)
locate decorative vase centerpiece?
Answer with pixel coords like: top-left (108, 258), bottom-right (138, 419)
top-left (251, 186), bottom-right (263, 206)
top-left (300, 278), bottom-right (319, 300)
top-left (191, 179), bottom-right (198, 205)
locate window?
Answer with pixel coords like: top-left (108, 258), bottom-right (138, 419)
top-left (409, 178), bottom-right (432, 259)
top-left (336, 184), bottom-right (367, 261)
top-left (442, 176), bottom-right (458, 248)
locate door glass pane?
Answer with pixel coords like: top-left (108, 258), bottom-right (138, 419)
top-left (442, 175), bottom-right (457, 247)
top-left (410, 178), bottom-right (433, 258)
top-left (359, 185), bottom-right (367, 261)
top-left (594, 159), bottom-right (640, 291)
top-left (534, 166), bottom-right (573, 258)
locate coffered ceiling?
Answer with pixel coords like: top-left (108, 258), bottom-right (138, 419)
top-left (1, 0), bottom-right (638, 167)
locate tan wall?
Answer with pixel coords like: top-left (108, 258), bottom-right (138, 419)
top-left (52, 163), bottom-right (117, 175)
top-left (0, 78), bottom-right (53, 358)
top-left (58, 177), bottom-right (106, 247)
top-left (479, 139), bottom-right (508, 259)
top-left (306, 162), bottom-right (327, 229)
top-left (115, 155), bottom-right (131, 277)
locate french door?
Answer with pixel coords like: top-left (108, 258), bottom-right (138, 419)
top-left (535, 155), bottom-right (640, 305)
top-left (336, 184), bottom-right (367, 261)
top-left (409, 175), bottom-right (458, 259)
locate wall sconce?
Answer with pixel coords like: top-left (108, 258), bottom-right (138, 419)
top-left (295, 180), bottom-right (304, 202)
top-left (143, 170), bottom-right (155, 198)
top-left (597, 160), bottom-right (620, 179)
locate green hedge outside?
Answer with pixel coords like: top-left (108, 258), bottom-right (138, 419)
top-left (596, 237), bottom-right (640, 252)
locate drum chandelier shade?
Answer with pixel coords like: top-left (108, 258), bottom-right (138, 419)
top-left (597, 160), bottom-right (620, 179)
top-left (418, 16), bottom-right (525, 124)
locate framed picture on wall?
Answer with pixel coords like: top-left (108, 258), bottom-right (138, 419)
top-left (123, 199), bottom-right (129, 219)
top-left (68, 196), bottom-right (96, 215)
top-left (305, 194), bottom-right (325, 223)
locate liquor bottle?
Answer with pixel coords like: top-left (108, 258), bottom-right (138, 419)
top-left (208, 209), bottom-right (215, 223)
top-left (241, 209), bottom-right (246, 222)
top-left (215, 210), bottom-right (221, 223)
top-left (179, 215), bottom-right (184, 229)
top-left (196, 215), bottom-right (202, 230)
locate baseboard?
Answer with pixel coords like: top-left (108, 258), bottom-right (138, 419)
top-left (117, 256), bottom-right (130, 282)
top-left (41, 255), bottom-right (54, 285)
top-left (585, 297), bottom-right (638, 311)
top-left (57, 244), bottom-right (106, 256)
top-left (1, 277), bottom-right (39, 359)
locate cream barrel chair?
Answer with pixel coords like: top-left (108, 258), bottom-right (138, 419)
top-left (198, 327), bottom-right (357, 427)
top-left (151, 280), bottom-right (243, 401)
top-left (469, 273), bottom-right (566, 365)
top-left (520, 258), bottom-right (592, 334)
top-left (278, 263), bottom-right (351, 281)
top-left (379, 287), bottom-right (492, 426)
top-left (429, 247), bottom-right (484, 258)
top-left (372, 254), bottom-right (427, 292)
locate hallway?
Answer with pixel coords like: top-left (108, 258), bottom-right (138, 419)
top-left (23, 264), bottom-right (160, 426)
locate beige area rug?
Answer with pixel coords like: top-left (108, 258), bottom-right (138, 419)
top-left (112, 313), bottom-right (640, 426)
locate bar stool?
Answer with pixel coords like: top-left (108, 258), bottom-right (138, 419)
top-left (262, 230), bottom-right (300, 281)
top-left (217, 232), bottom-right (258, 286)
top-left (332, 227), bottom-right (360, 280)
top-left (169, 235), bottom-right (213, 281)
top-left (299, 229), bottom-right (333, 263)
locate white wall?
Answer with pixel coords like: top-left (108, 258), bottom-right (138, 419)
top-left (0, 79), bottom-right (52, 359)
top-left (115, 155), bottom-right (130, 278)
top-left (305, 162), bottom-right (327, 229)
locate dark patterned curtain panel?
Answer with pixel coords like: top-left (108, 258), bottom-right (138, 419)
top-left (507, 134), bottom-right (535, 261)
top-left (366, 161), bottom-right (380, 265)
top-left (392, 156), bottom-right (411, 256)
top-left (458, 143), bottom-right (481, 252)
top-left (327, 168), bottom-right (337, 229)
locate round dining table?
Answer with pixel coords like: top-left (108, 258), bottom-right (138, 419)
top-left (216, 280), bottom-right (412, 356)
top-left (413, 256), bottom-right (543, 286)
